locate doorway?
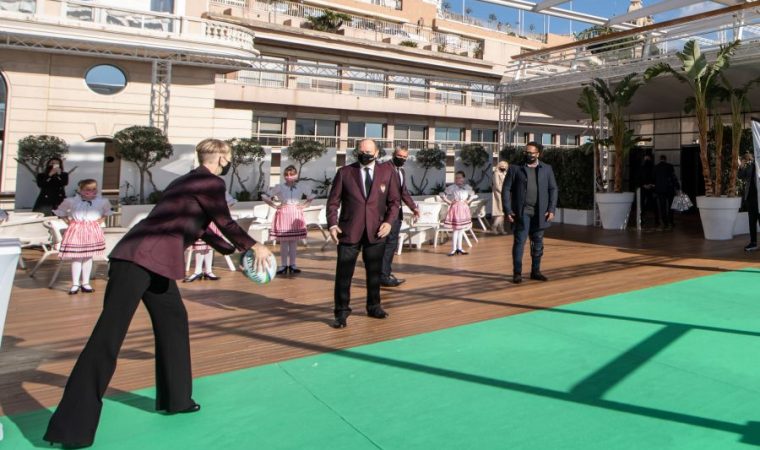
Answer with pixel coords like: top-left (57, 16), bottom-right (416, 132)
top-left (87, 138), bottom-right (121, 195)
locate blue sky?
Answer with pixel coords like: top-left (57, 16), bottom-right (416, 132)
top-left (454, 0), bottom-right (720, 35)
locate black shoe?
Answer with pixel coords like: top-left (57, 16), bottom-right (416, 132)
top-left (367, 309), bottom-right (389, 319)
top-left (448, 251), bottom-right (457, 256)
top-left (203, 272), bottom-right (220, 281)
top-left (530, 272), bottom-right (548, 281)
top-left (745, 243), bottom-right (758, 252)
top-left (513, 274), bottom-right (522, 284)
top-left (47, 441), bottom-right (92, 449)
top-left (288, 266), bottom-right (301, 274)
top-left (80, 285), bottom-right (94, 293)
top-left (276, 266), bottom-right (288, 275)
top-left (183, 273), bottom-right (202, 283)
top-left (331, 317), bottom-right (347, 329)
top-left (457, 249), bottom-right (469, 255)
top-left (380, 278), bottom-right (402, 287)
top-left (162, 402), bottom-right (201, 414)
top-left (68, 285), bottom-right (80, 295)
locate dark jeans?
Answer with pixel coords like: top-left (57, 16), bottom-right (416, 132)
top-left (45, 260), bottom-right (194, 446)
top-left (381, 217), bottom-right (402, 279)
top-left (641, 188), bottom-right (659, 226)
top-left (334, 234), bottom-right (385, 319)
top-left (512, 212), bottom-right (544, 275)
top-left (655, 193), bottom-right (675, 227)
top-left (749, 193), bottom-right (759, 244)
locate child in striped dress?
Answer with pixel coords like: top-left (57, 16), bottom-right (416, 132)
top-left (440, 171), bottom-right (476, 256)
top-left (54, 179), bottom-right (112, 294)
top-left (262, 165), bottom-right (314, 275)
top-left (184, 192), bottom-right (236, 282)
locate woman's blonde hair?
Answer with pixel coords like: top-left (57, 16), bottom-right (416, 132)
top-left (196, 138), bottom-right (231, 164)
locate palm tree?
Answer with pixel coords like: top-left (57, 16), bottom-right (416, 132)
top-left (488, 13), bottom-right (497, 23)
top-left (644, 39), bottom-right (740, 197)
top-left (590, 74), bottom-right (643, 193)
top-left (577, 86), bottom-right (602, 191)
top-left (716, 74), bottom-right (760, 196)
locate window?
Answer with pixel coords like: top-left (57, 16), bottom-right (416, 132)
top-left (395, 124), bottom-right (427, 149)
top-left (540, 133), bottom-right (554, 146)
top-left (393, 76), bottom-right (427, 102)
top-left (561, 134), bottom-right (578, 146)
top-left (344, 67), bottom-right (385, 98)
top-left (472, 129), bottom-right (497, 142)
top-left (348, 122), bottom-right (386, 138)
top-left (85, 65), bottom-right (127, 95)
top-left (471, 84), bottom-right (497, 108)
top-left (295, 118), bottom-right (337, 137)
top-left (253, 116), bottom-right (285, 145)
top-left (432, 80), bottom-right (466, 105)
top-left (238, 58), bottom-right (287, 88)
top-left (294, 60), bottom-right (339, 93)
top-left (435, 127), bottom-right (463, 142)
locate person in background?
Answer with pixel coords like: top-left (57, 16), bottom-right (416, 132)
top-left (491, 161), bottom-right (509, 235)
top-left (502, 142), bottom-right (558, 284)
top-left (380, 145), bottom-right (419, 287)
top-left (263, 165), bottom-right (314, 275)
top-left (53, 179), bottom-right (112, 295)
top-left (653, 154), bottom-right (680, 231)
top-left (639, 153), bottom-right (658, 230)
top-left (184, 191), bottom-right (237, 282)
top-left (440, 171), bottom-right (477, 256)
top-left (739, 151), bottom-right (759, 251)
top-left (33, 157), bottom-right (69, 216)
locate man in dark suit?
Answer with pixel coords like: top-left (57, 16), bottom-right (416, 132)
top-left (44, 139), bottom-right (272, 448)
top-left (327, 139), bottom-right (401, 328)
top-left (502, 141), bottom-right (558, 284)
top-left (380, 145), bottom-right (419, 287)
top-left (739, 151), bottom-right (759, 251)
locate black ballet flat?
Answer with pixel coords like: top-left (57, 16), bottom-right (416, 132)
top-left (68, 286), bottom-right (80, 295)
top-left (80, 285), bottom-right (94, 293)
top-left (183, 273), bottom-right (202, 283)
top-left (288, 266), bottom-right (301, 274)
top-left (203, 273), bottom-right (220, 281)
top-left (276, 266), bottom-right (288, 275)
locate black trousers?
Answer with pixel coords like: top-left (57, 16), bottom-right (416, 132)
top-left (655, 194), bottom-right (675, 227)
top-left (512, 212), bottom-right (544, 275)
top-left (749, 193), bottom-right (760, 244)
top-left (44, 260), bottom-right (194, 446)
top-left (381, 217), bottom-right (402, 279)
top-left (334, 233), bottom-right (385, 319)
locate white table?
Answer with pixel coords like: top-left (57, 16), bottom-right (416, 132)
top-left (0, 238), bottom-right (21, 349)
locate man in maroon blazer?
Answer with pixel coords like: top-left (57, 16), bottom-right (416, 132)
top-left (44, 139), bottom-right (272, 448)
top-left (327, 139), bottom-right (401, 328)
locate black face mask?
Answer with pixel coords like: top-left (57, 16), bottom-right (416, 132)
top-left (392, 156), bottom-right (406, 167)
top-left (357, 152), bottom-right (376, 165)
top-left (219, 161), bottom-right (231, 176)
top-left (526, 155), bottom-right (538, 164)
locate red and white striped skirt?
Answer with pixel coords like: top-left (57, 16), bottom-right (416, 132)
top-left (59, 220), bottom-right (105, 260)
top-left (192, 222), bottom-right (221, 252)
top-left (271, 204), bottom-right (307, 241)
top-left (444, 201), bottom-right (472, 230)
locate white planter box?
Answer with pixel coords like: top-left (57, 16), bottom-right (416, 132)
top-left (697, 196), bottom-right (741, 240)
top-left (0, 238), bottom-right (20, 350)
top-left (563, 208), bottom-right (594, 226)
top-left (596, 192), bottom-right (635, 230)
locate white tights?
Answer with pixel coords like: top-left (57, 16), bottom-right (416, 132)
top-left (70, 258), bottom-right (93, 286)
top-left (193, 250), bottom-right (214, 274)
top-left (451, 230), bottom-right (464, 252)
top-left (279, 241), bottom-right (298, 267)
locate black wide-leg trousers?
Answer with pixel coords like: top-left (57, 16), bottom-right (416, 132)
top-left (44, 259), bottom-right (194, 446)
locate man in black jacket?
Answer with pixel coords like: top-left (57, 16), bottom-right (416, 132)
top-left (502, 142), bottom-right (558, 284)
top-left (653, 155), bottom-right (680, 231)
top-left (739, 151), bottom-right (759, 251)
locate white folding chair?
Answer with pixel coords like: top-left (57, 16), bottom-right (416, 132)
top-left (29, 219), bottom-right (66, 278)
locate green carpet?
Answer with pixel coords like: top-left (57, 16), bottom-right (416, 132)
top-left (4, 269), bottom-right (760, 449)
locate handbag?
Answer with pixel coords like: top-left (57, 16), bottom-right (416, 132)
top-left (671, 191), bottom-right (693, 212)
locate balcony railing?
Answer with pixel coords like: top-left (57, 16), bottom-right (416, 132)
top-left (222, 60), bottom-right (499, 109)
top-left (254, 136), bottom-right (503, 155)
top-left (209, 0), bottom-right (482, 57)
top-left (437, 10), bottom-right (546, 44)
top-left (0, 0), bottom-right (36, 14)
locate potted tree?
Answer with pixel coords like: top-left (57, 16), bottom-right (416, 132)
top-left (305, 10), bottom-right (352, 33)
top-left (16, 135), bottom-right (71, 176)
top-left (458, 143), bottom-right (491, 192)
top-left (113, 126), bottom-right (173, 204)
top-left (409, 146), bottom-right (446, 195)
top-left (645, 39), bottom-right (740, 239)
top-left (227, 137), bottom-right (266, 201)
top-left (589, 74), bottom-right (642, 230)
top-left (285, 139), bottom-right (328, 197)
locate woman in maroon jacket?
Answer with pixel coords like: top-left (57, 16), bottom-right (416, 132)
top-left (44, 139), bottom-right (272, 448)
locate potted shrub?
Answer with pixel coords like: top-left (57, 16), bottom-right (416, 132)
top-left (645, 39), bottom-right (740, 239)
top-left (113, 126), bottom-right (173, 204)
top-left (16, 135), bottom-right (71, 176)
top-left (305, 10), bottom-right (352, 33)
top-left (409, 146), bottom-right (446, 195)
top-left (588, 74), bottom-right (642, 230)
top-left (227, 137), bottom-right (266, 200)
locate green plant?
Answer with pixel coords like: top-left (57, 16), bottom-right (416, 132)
top-left (399, 40), bottom-right (418, 48)
top-left (309, 171), bottom-right (333, 198)
top-left (575, 25), bottom-right (639, 60)
top-left (147, 190), bottom-right (163, 205)
top-left (113, 126), bottom-right (173, 204)
top-left (286, 139), bottom-right (327, 175)
top-left (709, 126), bottom-right (753, 201)
top-left (488, 13), bottom-right (497, 23)
top-left (227, 137), bottom-right (266, 196)
top-left (645, 39), bottom-right (740, 197)
top-left (410, 147), bottom-right (446, 195)
top-left (235, 190), bottom-right (252, 202)
top-left (459, 143), bottom-right (490, 191)
top-left (590, 74), bottom-right (642, 193)
top-left (16, 135), bottom-right (69, 175)
top-left (577, 86), bottom-right (603, 191)
top-left (306, 10), bottom-right (352, 33)
top-left (715, 74), bottom-right (760, 196)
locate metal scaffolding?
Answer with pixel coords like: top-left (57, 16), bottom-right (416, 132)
top-left (150, 60), bottom-right (172, 135)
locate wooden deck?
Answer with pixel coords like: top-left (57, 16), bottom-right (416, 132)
top-left (2, 219), bottom-right (758, 416)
